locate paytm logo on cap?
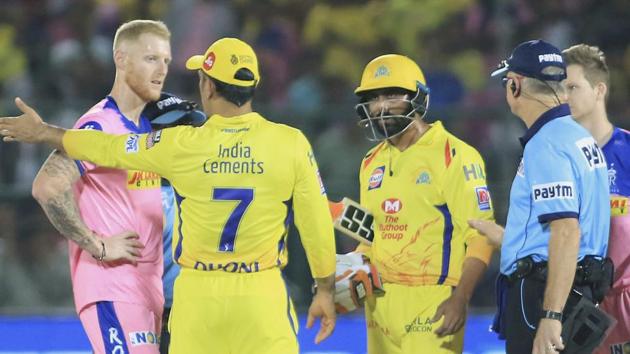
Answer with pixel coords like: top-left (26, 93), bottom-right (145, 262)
top-left (538, 53), bottom-right (563, 63)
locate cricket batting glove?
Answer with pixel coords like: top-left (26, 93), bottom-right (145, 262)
top-left (334, 252), bottom-right (385, 314)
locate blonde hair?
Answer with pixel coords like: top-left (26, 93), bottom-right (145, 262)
top-left (113, 20), bottom-right (170, 50)
top-left (562, 44), bottom-right (610, 100)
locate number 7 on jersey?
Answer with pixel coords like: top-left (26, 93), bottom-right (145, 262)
top-left (213, 188), bottom-right (254, 252)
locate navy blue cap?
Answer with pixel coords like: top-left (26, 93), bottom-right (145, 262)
top-left (144, 92), bottom-right (207, 127)
top-left (491, 39), bottom-right (567, 81)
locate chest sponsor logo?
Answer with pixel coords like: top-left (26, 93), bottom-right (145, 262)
top-left (532, 181), bottom-right (574, 202)
top-left (368, 166), bottom-right (385, 190)
top-left (575, 137), bottom-right (606, 171)
top-left (463, 163), bottom-right (485, 181)
top-left (125, 134), bottom-right (139, 153)
top-left (416, 171), bottom-right (431, 184)
top-left (129, 331), bottom-right (158, 346)
top-left (475, 186), bottom-right (491, 211)
top-left (381, 198), bottom-right (402, 214)
top-left (127, 170), bottom-right (160, 189)
top-left (145, 130), bottom-right (162, 149)
top-left (611, 196), bottom-right (628, 217)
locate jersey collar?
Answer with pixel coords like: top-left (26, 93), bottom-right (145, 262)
top-left (208, 112), bottom-right (262, 125)
top-left (104, 96), bottom-right (152, 133)
top-left (519, 104), bottom-right (570, 147)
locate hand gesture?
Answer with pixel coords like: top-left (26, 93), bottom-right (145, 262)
top-left (533, 319), bottom-right (564, 354)
top-left (306, 290), bottom-right (336, 344)
top-left (468, 219), bottom-right (505, 247)
top-left (0, 97), bottom-right (47, 143)
top-left (97, 231), bottom-right (144, 264)
top-left (431, 293), bottom-right (467, 337)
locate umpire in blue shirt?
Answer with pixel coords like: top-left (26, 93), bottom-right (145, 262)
top-left (470, 40), bottom-right (611, 354)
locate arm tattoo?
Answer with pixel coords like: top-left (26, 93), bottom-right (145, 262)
top-left (36, 150), bottom-right (96, 252)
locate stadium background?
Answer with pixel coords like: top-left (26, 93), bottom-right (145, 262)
top-left (0, 0), bottom-right (628, 352)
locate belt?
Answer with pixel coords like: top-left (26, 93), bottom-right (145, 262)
top-left (507, 256), bottom-right (609, 285)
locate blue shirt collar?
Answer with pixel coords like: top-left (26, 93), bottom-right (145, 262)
top-left (104, 96), bottom-right (152, 133)
top-left (519, 104), bottom-right (571, 147)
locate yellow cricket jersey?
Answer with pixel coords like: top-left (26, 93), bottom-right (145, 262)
top-left (62, 112), bottom-right (336, 278)
top-left (358, 121), bottom-right (494, 286)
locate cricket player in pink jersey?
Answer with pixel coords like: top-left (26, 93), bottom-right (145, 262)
top-left (563, 44), bottom-right (630, 353)
top-left (30, 20), bottom-right (171, 353)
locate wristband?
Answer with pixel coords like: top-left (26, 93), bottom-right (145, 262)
top-left (541, 310), bottom-right (563, 321)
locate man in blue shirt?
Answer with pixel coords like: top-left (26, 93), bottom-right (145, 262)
top-left (471, 40), bottom-right (610, 354)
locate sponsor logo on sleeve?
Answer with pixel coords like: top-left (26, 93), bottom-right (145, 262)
top-left (517, 158), bottom-right (525, 177)
top-left (316, 170), bottom-right (326, 195)
top-left (78, 121), bottom-right (103, 131)
top-left (381, 198), bottom-right (402, 214)
top-left (532, 182), bottom-right (574, 202)
top-left (145, 130), bottom-right (162, 149)
top-left (575, 137), bottom-right (606, 171)
top-left (368, 166), bottom-right (385, 190)
top-left (463, 163), bottom-right (486, 181)
top-left (125, 134), bottom-right (139, 153)
top-left (475, 186), bottom-right (491, 211)
top-left (129, 331), bottom-right (159, 346)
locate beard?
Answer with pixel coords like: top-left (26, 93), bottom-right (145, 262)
top-left (373, 115), bottom-right (413, 139)
top-left (125, 68), bottom-right (162, 102)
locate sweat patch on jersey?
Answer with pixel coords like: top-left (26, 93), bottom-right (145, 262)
top-left (532, 181), bottom-right (574, 202)
top-left (368, 166), bottom-right (385, 190)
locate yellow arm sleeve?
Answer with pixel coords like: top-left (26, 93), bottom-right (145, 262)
top-left (62, 128), bottom-right (177, 179)
top-left (443, 144), bottom-right (495, 265)
top-left (292, 131), bottom-right (336, 278)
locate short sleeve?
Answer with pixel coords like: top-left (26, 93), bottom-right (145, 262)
top-left (524, 142), bottom-right (579, 224)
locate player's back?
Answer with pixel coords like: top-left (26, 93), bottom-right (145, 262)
top-left (164, 112), bottom-right (325, 272)
top-left (71, 97), bottom-right (164, 315)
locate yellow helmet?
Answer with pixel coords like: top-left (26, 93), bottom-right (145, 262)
top-left (355, 54), bottom-right (428, 94)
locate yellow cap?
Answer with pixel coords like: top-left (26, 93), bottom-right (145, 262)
top-left (355, 54), bottom-right (426, 94)
top-left (186, 38), bottom-right (260, 87)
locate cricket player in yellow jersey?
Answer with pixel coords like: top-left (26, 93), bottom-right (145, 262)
top-left (0, 38), bottom-right (337, 354)
top-left (351, 54), bottom-right (495, 353)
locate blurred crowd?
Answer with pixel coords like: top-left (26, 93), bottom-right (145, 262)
top-left (0, 0), bottom-right (629, 313)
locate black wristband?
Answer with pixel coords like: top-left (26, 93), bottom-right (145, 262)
top-left (541, 310), bottom-right (563, 321)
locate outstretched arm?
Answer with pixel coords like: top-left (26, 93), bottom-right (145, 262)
top-left (32, 151), bottom-right (143, 264)
top-left (0, 98), bottom-right (66, 148)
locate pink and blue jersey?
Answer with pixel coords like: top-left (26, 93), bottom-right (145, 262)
top-left (602, 127), bottom-right (630, 290)
top-left (598, 127), bottom-right (630, 353)
top-left (70, 96), bottom-right (164, 316)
